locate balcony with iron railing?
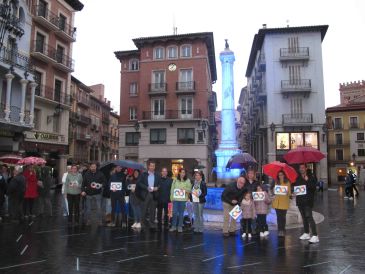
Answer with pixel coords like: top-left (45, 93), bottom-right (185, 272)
top-left (0, 103), bottom-right (32, 128)
top-left (30, 40), bottom-right (74, 72)
top-left (32, 5), bottom-right (76, 42)
top-left (34, 84), bottom-right (71, 106)
top-left (350, 122), bottom-right (359, 129)
top-left (0, 47), bottom-right (33, 72)
top-left (75, 132), bottom-right (88, 142)
top-left (102, 115), bottom-right (110, 124)
top-left (0, 4), bottom-right (25, 36)
top-left (142, 109), bottom-right (202, 120)
top-left (176, 81), bottom-right (196, 94)
top-left (77, 95), bottom-right (90, 107)
top-left (280, 47), bottom-right (310, 61)
top-left (329, 141), bottom-right (350, 148)
top-left (281, 79), bottom-right (312, 95)
top-left (148, 83), bottom-right (167, 95)
top-left (282, 113), bottom-right (313, 125)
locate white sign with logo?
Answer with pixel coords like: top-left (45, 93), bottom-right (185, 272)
top-left (110, 182), bottom-right (122, 191)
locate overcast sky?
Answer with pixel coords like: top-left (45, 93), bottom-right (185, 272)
top-left (72, 0), bottom-right (365, 113)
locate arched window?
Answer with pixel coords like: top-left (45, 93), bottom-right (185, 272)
top-left (129, 59), bottom-right (139, 71)
top-left (18, 7), bottom-right (25, 25)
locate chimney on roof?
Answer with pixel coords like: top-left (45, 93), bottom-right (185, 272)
top-left (262, 24), bottom-right (267, 29)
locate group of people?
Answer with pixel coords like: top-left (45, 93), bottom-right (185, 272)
top-left (59, 161), bottom-right (207, 234)
top-left (344, 170), bottom-right (360, 200)
top-left (221, 164), bottom-right (319, 243)
top-left (1, 160), bottom-right (321, 244)
top-left (0, 164), bottom-right (53, 222)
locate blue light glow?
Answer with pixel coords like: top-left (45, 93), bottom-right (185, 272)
top-left (215, 43), bottom-right (241, 183)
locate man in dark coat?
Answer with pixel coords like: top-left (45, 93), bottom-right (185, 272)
top-left (0, 170), bottom-right (7, 222)
top-left (108, 165), bottom-right (127, 227)
top-left (157, 167), bottom-right (172, 230)
top-left (136, 161), bottom-right (160, 230)
top-left (6, 166), bottom-right (25, 222)
top-left (81, 163), bottom-right (107, 225)
top-left (295, 164), bottom-right (319, 243)
top-left (38, 165), bottom-right (52, 217)
top-left (221, 176), bottom-right (246, 237)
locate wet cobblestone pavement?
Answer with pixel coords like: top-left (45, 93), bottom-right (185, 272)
top-left (0, 186), bottom-right (364, 273)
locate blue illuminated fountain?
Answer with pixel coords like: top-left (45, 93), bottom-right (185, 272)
top-left (215, 40), bottom-right (242, 183)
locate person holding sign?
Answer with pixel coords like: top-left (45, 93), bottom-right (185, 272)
top-left (108, 165), bottom-right (126, 228)
top-left (253, 185), bottom-right (272, 237)
top-left (190, 171), bottom-right (207, 234)
top-left (221, 176), bottom-right (246, 237)
top-left (272, 171), bottom-right (291, 237)
top-left (65, 165), bottom-right (83, 225)
top-left (240, 192), bottom-right (256, 239)
top-left (294, 164), bottom-right (319, 243)
top-left (169, 168), bottom-right (191, 233)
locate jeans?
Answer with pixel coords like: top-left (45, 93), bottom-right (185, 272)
top-left (84, 194), bottom-right (102, 223)
top-left (256, 214), bottom-right (268, 232)
top-left (298, 206), bottom-right (317, 236)
top-left (222, 202), bottom-right (237, 234)
top-left (241, 218), bottom-right (252, 233)
top-left (171, 201), bottom-right (186, 228)
top-left (67, 194), bottom-right (80, 222)
top-left (111, 195), bottom-right (125, 224)
top-left (157, 202), bottom-right (169, 227)
top-left (101, 197), bottom-right (111, 222)
top-left (275, 209), bottom-right (287, 232)
top-left (193, 202), bottom-right (204, 232)
top-left (62, 195), bottom-right (69, 216)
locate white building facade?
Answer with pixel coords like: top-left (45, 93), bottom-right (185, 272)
top-left (241, 25), bottom-right (328, 184)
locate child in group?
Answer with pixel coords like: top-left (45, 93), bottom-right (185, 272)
top-left (240, 192), bottom-right (256, 238)
top-left (253, 185), bottom-right (272, 237)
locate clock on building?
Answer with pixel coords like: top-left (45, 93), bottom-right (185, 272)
top-left (168, 63), bottom-right (177, 71)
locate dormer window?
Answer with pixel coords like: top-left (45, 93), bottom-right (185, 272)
top-left (154, 47), bottom-right (164, 60)
top-left (181, 45), bottom-right (192, 58)
top-left (129, 59), bottom-right (139, 71)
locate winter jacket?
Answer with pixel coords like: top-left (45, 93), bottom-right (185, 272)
top-left (294, 175), bottom-right (317, 208)
top-left (136, 171), bottom-right (161, 201)
top-left (272, 181), bottom-right (291, 210)
top-left (24, 169), bottom-right (39, 199)
top-left (241, 199), bottom-right (256, 219)
top-left (245, 180), bottom-right (260, 193)
top-left (6, 174), bottom-right (25, 198)
top-left (170, 178), bottom-right (191, 202)
top-left (108, 172), bottom-right (126, 199)
top-left (65, 173), bottom-right (83, 195)
top-left (190, 180), bottom-right (207, 204)
top-left (82, 170), bottom-right (106, 196)
top-left (158, 176), bottom-right (173, 203)
top-left (254, 191), bottom-right (272, 214)
top-left (221, 182), bottom-right (246, 206)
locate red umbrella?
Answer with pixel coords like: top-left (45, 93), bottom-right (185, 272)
top-left (17, 156), bottom-right (46, 165)
top-left (283, 146), bottom-right (325, 164)
top-left (0, 154), bottom-right (22, 164)
top-left (263, 161), bottom-right (298, 183)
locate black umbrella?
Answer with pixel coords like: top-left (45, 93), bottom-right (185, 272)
top-left (99, 160), bottom-right (145, 179)
top-left (226, 153), bottom-right (257, 169)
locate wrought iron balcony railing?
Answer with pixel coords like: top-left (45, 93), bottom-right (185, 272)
top-left (176, 81), bottom-right (195, 91)
top-left (35, 84), bottom-right (71, 106)
top-left (282, 113), bottom-right (313, 124)
top-left (142, 109), bottom-right (202, 120)
top-left (0, 47), bottom-right (33, 72)
top-left (148, 82), bottom-right (167, 93)
top-left (280, 47), bottom-right (309, 60)
top-left (281, 79), bottom-right (312, 93)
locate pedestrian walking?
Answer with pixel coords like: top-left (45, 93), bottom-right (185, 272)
top-left (61, 166), bottom-right (71, 217)
top-left (37, 165), bottom-right (53, 217)
top-left (272, 171), bottom-right (291, 237)
top-left (190, 170), bottom-right (207, 234)
top-left (295, 164), bottom-right (319, 243)
top-left (169, 168), bottom-right (191, 233)
top-left (221, 176), bottom-right (246, 237)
